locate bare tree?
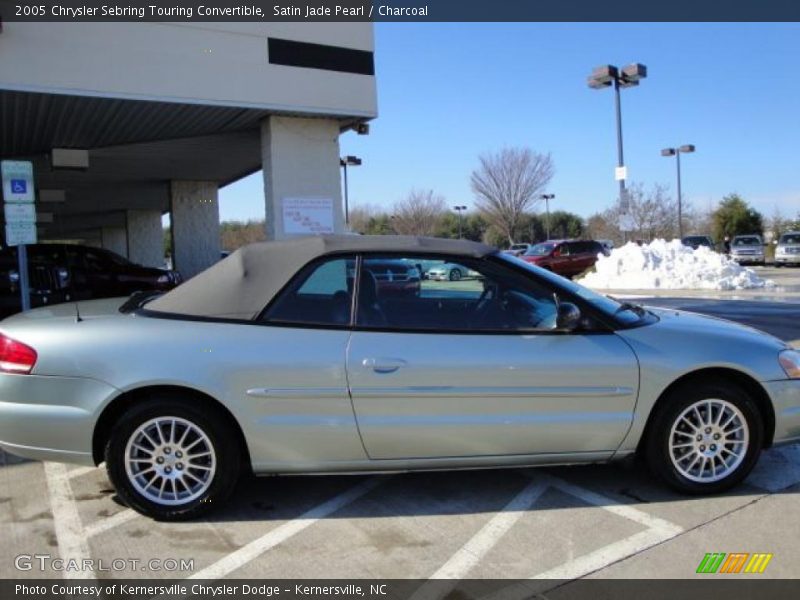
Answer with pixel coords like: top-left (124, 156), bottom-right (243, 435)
top-left (348, 203), bottom-right (384, 234)
top-left (600, 183), bottom-right (682, 242)
top-left (390, 189), bottom-right (447, 236)
top-left (470, 147), bottom-right (554, 245)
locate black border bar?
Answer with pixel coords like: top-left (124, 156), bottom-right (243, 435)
top-left (2, 0), bottom-right (800, 22)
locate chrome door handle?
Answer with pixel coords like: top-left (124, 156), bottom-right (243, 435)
top-left (362, 357), bottom-right (407, 373)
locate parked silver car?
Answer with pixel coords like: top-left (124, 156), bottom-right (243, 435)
top-left (730, 234), bottom-right (766, 265)
top-left (774, 231), bottom-right (800, 267)
top-left (426, 262), bottom-right (471, 281)
top-left (1, 235), bottom-right (799, 520)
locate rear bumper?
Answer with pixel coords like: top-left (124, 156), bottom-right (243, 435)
top-left (0, 373), bottom-right (118, 465)
top-left (764, 379), bottom-right (800, 445)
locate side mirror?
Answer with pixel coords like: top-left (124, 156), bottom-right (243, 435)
top-left (556, 302), bottom-right (582, 331)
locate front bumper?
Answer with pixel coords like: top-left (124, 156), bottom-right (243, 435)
top-left (775, 254), bottom-right (800, 264)
top-left (0, 373), bottom-right (118, 465)
top-left (731, 254), bottom-right (765, 263)
top-left (765, 379), bottom-right (800, 445)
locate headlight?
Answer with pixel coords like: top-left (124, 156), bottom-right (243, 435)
top-left (157, 274), bottom-right (170, 284)
top-left (779, 349), bottom-right (800, 378)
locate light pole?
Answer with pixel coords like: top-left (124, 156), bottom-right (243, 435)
top-left (540, 194), bottom-right (555, 240)
top-left (453, 205), bottom-right (467, 238)
top-left (588, 64), bottom-right (647, 218)
top-left (661, 145), bottom-right (695, 239)
top-left (339, 155), bottom-right (362, 227)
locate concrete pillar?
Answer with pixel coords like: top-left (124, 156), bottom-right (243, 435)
top-left (261, 116), bottom-right (344, 240)
top-left (101, 226), bottom-right (128, 257)
top-left (126, 209), bottom-right (164, 268)
top-left (170, 181), bottom-right (220, 279)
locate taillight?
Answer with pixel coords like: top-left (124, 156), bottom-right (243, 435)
top-left (0, 334), bottom-right (37, 374)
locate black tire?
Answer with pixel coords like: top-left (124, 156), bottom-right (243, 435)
top-left (644, 381), bottom-right (763, 495)
top-left (105, 397), bottom-right (241, 521)
top-left (449, 269), bottom-right (462, 281)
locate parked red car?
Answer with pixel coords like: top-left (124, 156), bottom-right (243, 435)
top-left (519, 240), bottom-right (608, 278)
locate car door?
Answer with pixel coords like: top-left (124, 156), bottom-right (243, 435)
top-left (253, 255), bottom-right (368, 466)
top-left (571, 242), bottom-right (596, 275)
top-left (548, 242), bottom-right (573, 274)
top-left (346, 254), bottom-right (640, 460)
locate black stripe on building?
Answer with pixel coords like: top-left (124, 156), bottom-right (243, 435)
top-left (268, 38), bottom-right (375, 76)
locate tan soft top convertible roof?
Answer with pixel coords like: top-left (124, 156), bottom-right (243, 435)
top-left (146, 235), bottom-right (496, 320)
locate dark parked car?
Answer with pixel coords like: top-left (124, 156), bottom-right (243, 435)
top-left (0, 244), bottom-right (180, 317)
top-left (520, 240), bottom-right (608, 278)
top-left (681, 235), bottom-right (715, 251)
top-left (362, 258), bottom-right (421, 296)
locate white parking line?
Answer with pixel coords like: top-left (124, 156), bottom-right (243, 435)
top-left (43, 462), bottom-right (95, 580)
top-left (187, 476), bottom-right (387, 580)
top-left (84, 509), bottom-right (139, 538)
top-left (530, 528), bottom-right (676, 579)
top-left (66, 466), bottom-right (99, 480)
top-left (539, 474), bottom-right (682, 536)
top-left (526, 473), bottom-right (683, 580)
top-left (428, 480), bottom-right (548, 580)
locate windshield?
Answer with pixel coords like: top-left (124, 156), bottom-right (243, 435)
top-left (683, 236), bottom-right (710, 245)
top-left (510, 244), bottom-right (528, 250)
top-left (95, 247), bottom-right (134, 266)
top-left (733, 237), bottom-right (761, 246)
top-left (779, 234), bottom-right (800, 245)
top-left (495, 253), bottom-right (645, 325)
top-left (524, 242), bottom-right (557, 256)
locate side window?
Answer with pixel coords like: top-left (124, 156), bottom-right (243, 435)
top-left (82, 249), bottom-right (110, 273)
top-left (261, 257), bottom-right (354, 327)
top-left (356, 256), bottom-right (559, 332)
top-left (66, 247), bottom-right (83, 269)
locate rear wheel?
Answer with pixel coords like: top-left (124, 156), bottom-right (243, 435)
top-left (645, 382), bottom-right (763, 494)
top-left (105, 397), bottom-right (241, 520)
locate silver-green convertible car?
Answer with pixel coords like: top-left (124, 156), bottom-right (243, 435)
top-left (1, 235), bottom-right (799, 520)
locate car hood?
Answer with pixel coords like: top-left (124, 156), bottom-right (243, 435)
top-left (616, 306), bottom-right (789, 382)
top-left (644, 307), bottom-right (787, 347)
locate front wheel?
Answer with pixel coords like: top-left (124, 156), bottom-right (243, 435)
top-left (645, 382), bottom-right (763, 494)
top-left (105, 398), bottom-right (241, 520)
top-left (449, 269), bottom-right (462, 281)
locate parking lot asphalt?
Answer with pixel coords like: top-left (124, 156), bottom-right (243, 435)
top-left (2, 273), bottom-right (799, 586)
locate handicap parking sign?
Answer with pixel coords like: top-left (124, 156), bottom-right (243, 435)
top-left (1, 161), bottom-right (35, 203)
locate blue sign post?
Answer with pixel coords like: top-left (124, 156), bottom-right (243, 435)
top-left (1, 161), bottom-right (37, 312)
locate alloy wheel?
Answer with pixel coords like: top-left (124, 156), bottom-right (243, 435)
top-left (124, 416), bottom-right (217, 506)
top-left (668, 398), bottom-right (749, 483)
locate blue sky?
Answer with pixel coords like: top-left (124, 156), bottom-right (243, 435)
top-left (220, 22), bottom-right (800, 222)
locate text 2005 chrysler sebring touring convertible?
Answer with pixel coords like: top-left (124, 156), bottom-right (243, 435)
top-left (1, 236), bottom-right (799, 520)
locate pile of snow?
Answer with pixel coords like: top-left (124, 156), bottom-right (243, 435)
top-left (578, 239), bottom-right (774, 290)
